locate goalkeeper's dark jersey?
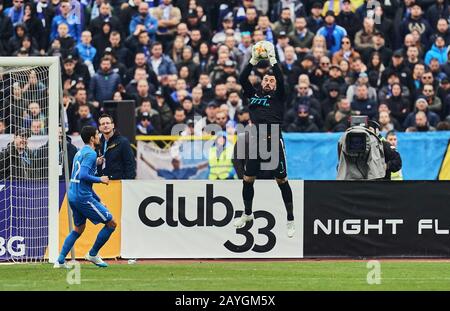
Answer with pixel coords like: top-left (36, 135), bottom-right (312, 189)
top-left (239, 63), bottom-right (286, 125)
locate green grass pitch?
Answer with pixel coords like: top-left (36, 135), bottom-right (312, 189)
top-left (1, 261), bottom-right (450, 291)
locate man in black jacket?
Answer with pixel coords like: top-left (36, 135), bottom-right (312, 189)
top-left (235, 41), bottom-right (296, 238)
top-left (0, 0), bottom-right (13, 56)
top-left (0, 129), bottom-right (33, 180)
top-left (368, 121), bottom-right (402, 180)
top-left (97, 114), bottom-right (136, 180)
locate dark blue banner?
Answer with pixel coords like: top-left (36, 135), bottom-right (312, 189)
top-left (0, 181), bottom-right (49, 261)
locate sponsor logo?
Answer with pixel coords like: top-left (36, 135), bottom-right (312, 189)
top-left (0, 236), bottom-right (26, 257)
top-left (314, 219), bottom-right (450, 235)
top-left (138, 184), bottom-right (277, 253)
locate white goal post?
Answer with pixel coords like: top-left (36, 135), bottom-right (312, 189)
top-left (0, 57), bottom-right (60, 263)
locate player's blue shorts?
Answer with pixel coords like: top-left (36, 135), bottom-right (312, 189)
top-left (69, 197), bottom-right (113, 227)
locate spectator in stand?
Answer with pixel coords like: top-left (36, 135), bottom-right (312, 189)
top-left (191, 86), bottom-right (206, 115)
top-left (403, 97), bottom-right (440, 129)
top-left (273, 7), bottom-right (294, 37)
top-left (366, 52), bottom-right (386, 88)
top-left (378, 110), bottom-right (400, 132)
top-left (129, 2), bottom-right (158, 41)
top-left (317, 10), bottom-right (347, 55)
top-left (0, 0), bottom-right (13, 56)
top-left (426, 1), bottom-right (449, 33)
top-left (185, 11), bottom-right (210, 42)
top-left (136, 97), bottom-right (161, 127)
top-left (351, 83), bottom-right (378, 119)
top-left (432, 18), bottom-right (450, 45)
top-left (7, 23), bottom-right (28, 55)
top-left (364, 32), bottom-right (392, 67)
top-left (422, 84), bottom-right (442, 115)
top-left (164, 107), bottom-right (187, 135)
top-left (184, 93), bottom-right (201, 118)
top-left (346, 72), bottom-right (378, 103)
top-left (381, 50), bottom-right (413, 90)
top-left (134, 79), bottom-right (154, 107)
top-left (239, 6), bottom-right (258, 35)
top-left (354, 17), bottom-right (376, 55)
top-left (324, 97), bottom-right (356, 132)
top-left (307, 2), bottom-right (324, 34)
top-left (288, 16), bottom-right (314, 58)
top-left (49, 23), bottom-right (75, 58)
top-left (119, 0), bottom-right (142, 35)
top-left (92, 21), bottom-right (112, 63)
top-left (97, 114), bottom-right (136, 180)
top-left (406, 111), bottom-right (436, 132)
top-left (50, 0), bottom-right (81, 43)
top-left (386, 82), bottom-right (410, 124)
top-left (400, 3), bottom-right (432, 48)
top-left (76, 31), bottom-right (96, 76)
top-left (226, 90), bottom-right (243, 121)
top-left (23, 101), bottom-right (46, 130)
top-left (286, 105), bottom-right (320, 133)
top-left (149, 41), bottom-right (177, 76)
top-left (212, 13), bottom-right (241, 45)
top-left (22, 2), bottom-right (45, 54)
top-left (89, 1), bottom-right (122, 37)
top-left (108, 31), bottom-right (133, 68)
top-left (194, 102), bottom-right (218, 135)
top-left (404, 45), bottom-right (420, 71)
top-left (320, 81), bottom-right (342, 119)
top-left (89, 57), bottom-right (121, 105)
top-left (4, 0), bottom-right (24, 26)
top-left (152, 0), bottom-right (181, 49)
top-left (336, 0), bottom-right (360, 41)
top-left (332, 35), bottom-right (360, 66)
top-left (256, 14), bottom-right (276, 44)
top-left (0, 128), bottom-right (34, 180)
top-left (424, 36), bottom-right (448, 66)
top-left (154, 88), bottom-right (173, 128)
top-left (76, 104), bottom-right (97, 133)
top-left (372, 5), bottom-right (395, 49)
top-left (136, 111), bottom-right (159, 136)
top-left (214, 109), bottom-right (229, 131)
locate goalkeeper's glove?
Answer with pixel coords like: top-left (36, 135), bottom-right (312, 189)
top-left (265, 41), bottom-right (277, 66)
top-left (249, 44), bottom-right (261, 65)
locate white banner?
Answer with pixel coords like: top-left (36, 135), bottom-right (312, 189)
top-left (136, 141), bottom-right (209, 180)
top-left (121, 180), bottom-right (304, 258)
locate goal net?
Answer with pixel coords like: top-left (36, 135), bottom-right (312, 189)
top-left (0, 57), bottom-right (59, 263)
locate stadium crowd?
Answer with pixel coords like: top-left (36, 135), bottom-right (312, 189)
top-left (0, 0), bottom-right (449, 139)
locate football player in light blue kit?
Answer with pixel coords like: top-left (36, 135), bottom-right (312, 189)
top-left (54, 126), bottom-right (116, 268)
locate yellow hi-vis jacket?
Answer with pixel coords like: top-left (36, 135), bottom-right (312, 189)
top-left (391, 169), bottom-right (403, 181)
top-left (208, 145), bottom-right (236, 180)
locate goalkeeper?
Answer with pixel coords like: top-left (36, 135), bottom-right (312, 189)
top-left (234, 41), bottom-right (295, 238)
top-left (54, 126), bottom-right (115, 268)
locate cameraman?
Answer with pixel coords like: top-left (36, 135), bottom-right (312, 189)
top-left (337, 116), bottom-right (401, 180)
top-left (373, 124), bottom-right (402, 180)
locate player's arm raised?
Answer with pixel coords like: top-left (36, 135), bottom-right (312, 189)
top-left (239, 45), bottom-right (260, 97)
top-left (266, 42), bottom-right (285, 100)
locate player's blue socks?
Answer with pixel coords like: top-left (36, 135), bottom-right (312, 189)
top-left (89, 226), bottom-right (115, 257)
top-left (58, 231), bottom-right (81, 264)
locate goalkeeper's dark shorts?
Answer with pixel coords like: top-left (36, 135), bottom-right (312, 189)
top-left (244, 134), bottom-right (288, 179)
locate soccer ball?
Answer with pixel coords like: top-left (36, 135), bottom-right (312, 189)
top-left (253, 41), bottom-right (270, 59)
